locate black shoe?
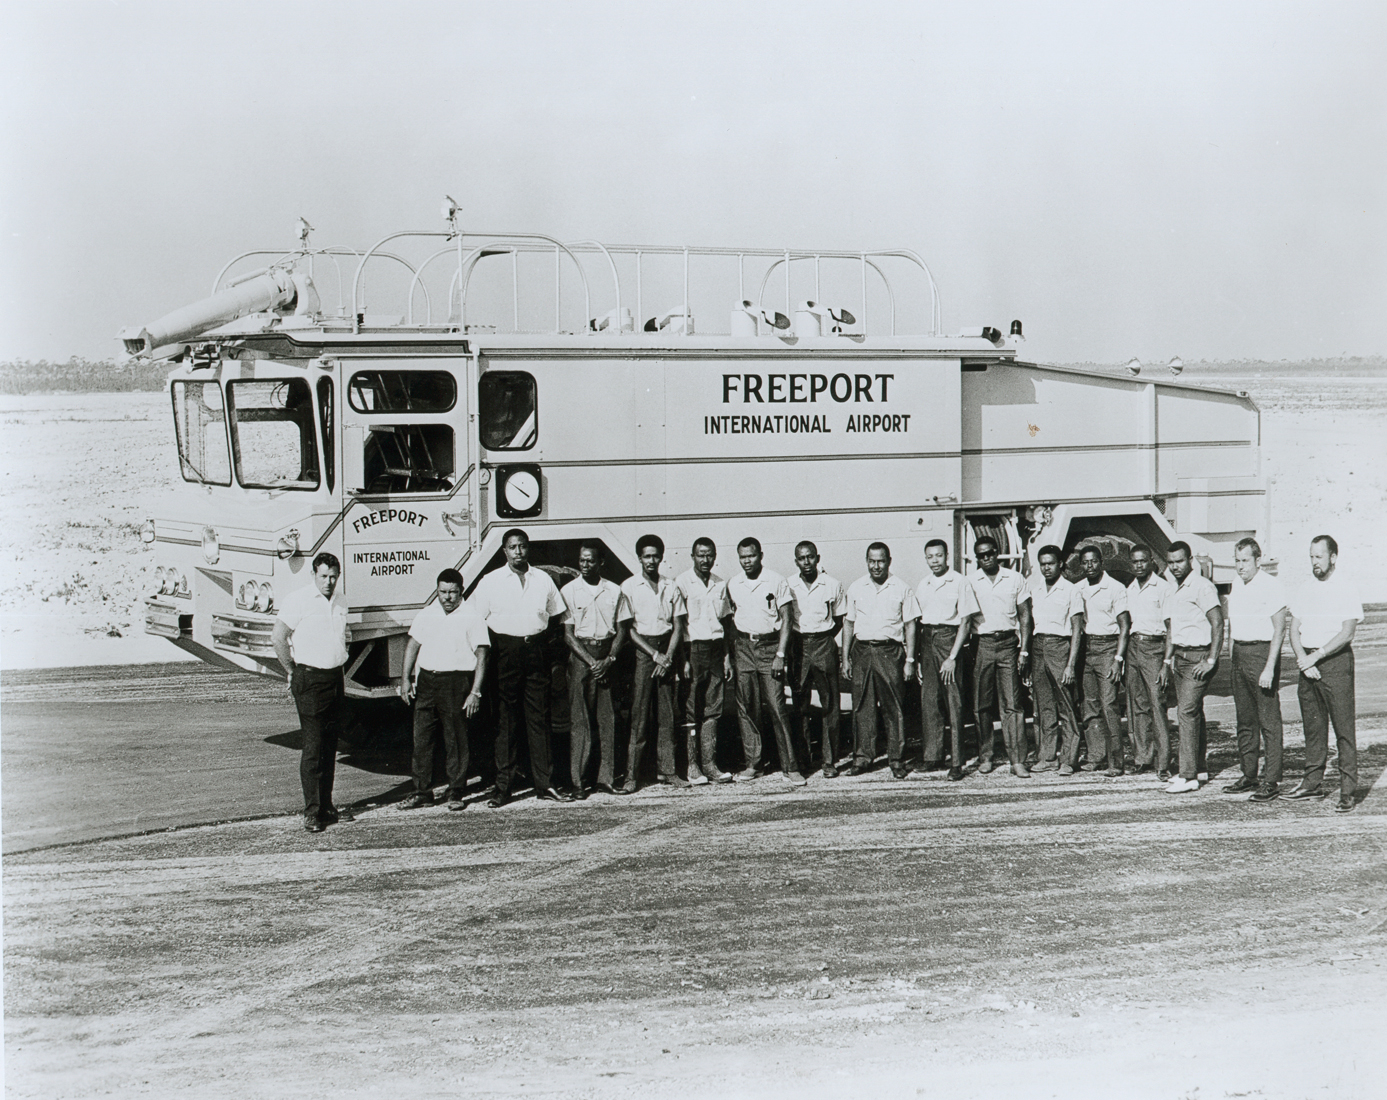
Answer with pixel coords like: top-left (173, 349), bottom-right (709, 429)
top-left (890, 765), bottom-right (910, 779)
top-left (596, 782), bottom-right (622, 795)
top-left (569, 787), bottom-right (590, 801)
top-left (1223, 776), bottom-right (1258, 794)
top-left (946, 766), bottom-right (965, 781)
top-left (1250, 783), bottom-right (1279, 803)
top-left (918, 760), bottom-right (946, 773)
top-left (487, 789), bottom-right (511, 809)
top-left (822, 765), bottom-right (840, 778)
top-left (1334, 796), bottom-right (1354, 813)
top-left (1286, 785), bottom-right (1326, 800)
top-left (1158, 769), bottom-right (1172, 782)
top-left (303, 817), bottom-right (326, 833)
top-left (536, 787), bottom-right (574, 803)
top-left (322, 806), bottom-right (353, 824)
top-left (402, 792), bottom-right (434, 809)
top-left (844, 762), bottom-right (872, 776)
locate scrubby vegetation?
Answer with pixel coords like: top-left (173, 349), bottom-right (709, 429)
top-left (0, 358), bottom-right (170, 394)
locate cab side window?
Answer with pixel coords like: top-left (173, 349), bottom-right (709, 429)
top-left (479, 371), bottom-right (537, 450)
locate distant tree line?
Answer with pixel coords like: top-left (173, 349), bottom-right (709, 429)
top-left (0, 358), bottom-right (169, 394)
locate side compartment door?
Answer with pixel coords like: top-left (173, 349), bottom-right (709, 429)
top-left (340, 360), bottom-right (476, 613)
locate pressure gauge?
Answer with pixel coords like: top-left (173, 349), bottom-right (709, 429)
top-left (495, 464), bottom-right (543, 518)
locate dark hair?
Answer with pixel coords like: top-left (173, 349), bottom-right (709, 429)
top-left (436, 568), bottom-right (464, 587)
top-left (973, 537), bottom-right (998, 555)
top-left (923, 539), bottom-right (948, 555)
top-left (1079, 543), bottom-right (1103, 561)
top-left (636, 534), bottom-right (665, 556)
top-left (312, 552), bottom-right (340, 573)
top-left (1167, 540), bottom-right (1192, 560)
top-left (501, 528), bottom-right (529, 547)
top-left (795, 540), bottom-right (819, 556)
top-left (1131, 544), bottom-right (1152, 559)
top-left (737, 537), bottom-right (762, 555)
top-left (1234, 536), bottom-right (1262, 560)
top-left (1311, 534), bottom-right (1339, 556)
top-left (866, 541), bottom-right (891, 560)
top-left (578, 539), bottom-right (606, 561)
top-left (1036, 544), bottom-right (1063, 563)
top-left (692, 536), bottom-right (716, 554)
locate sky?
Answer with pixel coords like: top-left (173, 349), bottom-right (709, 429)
top-left (1, 0), bottom-right (1383, 364)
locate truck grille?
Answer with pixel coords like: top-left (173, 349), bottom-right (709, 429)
top-left (210, 612), bottom-right (277, 656)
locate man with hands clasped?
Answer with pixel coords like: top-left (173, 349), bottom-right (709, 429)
top-left (1161, 542), bottom-right (1224, 793)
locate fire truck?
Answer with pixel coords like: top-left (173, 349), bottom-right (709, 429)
top-left (125, 206), bottom-right (1265, 700)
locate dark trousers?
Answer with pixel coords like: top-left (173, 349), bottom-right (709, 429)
top-left (1125, 635), bottom-right (1170, 770)
top-left (493, 632), bottom-right (553, 794)
top-left (735, 635), bottom-right (799, 774)
top-left (1298, 647), bottom-right (1357, 797)
top-left (683, 638), bottom-right (726, 776)
top-left (1082, 636), bottom-right (1124, 767)
top-left (629, 632), bottom-right (677, 780)
top-left (1231, 640), bottom-right (1283, 783)
top-left (1031, 633), bottom-right (1082, 766)
top-left (1171, 647), bottom-right (1210, 780)
top-left (412, 668), bottom-right (474, 797)
top-left (791, 631), bottom-right (841, 768)
top-left (291, 664), bottom-right (345, 821)
top-left (569, 637), bottom-right (615, 789)
top-left (850, 639), bottom-right (906, 766)
top-left (919, 625), bottom-right (967, 766)
top-left (973, 633), bottom-right (1024, 764)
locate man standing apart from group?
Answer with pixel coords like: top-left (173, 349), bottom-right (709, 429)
top-left (1077, 544), bottom-right (1131, 776)
top-left (1125, 545), bottom-right (1175, 778)
top-left (968, 537), bottom-right (1032, 776)
top-left (399, 568), bottom-right (491, 811)
top-left (1223, 537), bottom-right (1287, 802)
top-left (788, 541), bottom-right (847, 778)
top-left (1162, 542), bottom-right (1223, 793)
top-left (915, 539), bottom-right (978, 780)
top-left (841, 542), bottom-right (920, 778)
top-left (1288, 535), bottom-right (1363, 812)
top-left (471, 529), bottom-right (573, 806)
top-left (619, 535), bottom-right (686, 791)
top-left (561, 541), bottom-right (625, 796)
top-left (272, 552), bottom-right (352, 833)
top-left (727, 537), bottom-right (804, 784)
top-left (675, 537), bottom-right (734, 785)
top-left (1024, 544), bottom-right (1084, 775)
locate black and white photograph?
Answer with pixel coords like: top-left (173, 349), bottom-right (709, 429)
top-left (2, 2), bottom-right (1385, 1097)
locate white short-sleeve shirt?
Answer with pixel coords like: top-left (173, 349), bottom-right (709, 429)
top-left (1026, 574), bottom-right (1084, 636)
top-left (1292, 569), bottom-right (1364, 650)
top-left (789, 572), bottom-right (846, 634)
top-left (916, 569), bottom-right (980, 628)
top-left (561, 577), bottom-right (623, 641)
top-left (1168, 571), bottom-right (1221, 647)
top-left (276, 585), bottom-right (350, 669)
top-left (618, 574), bottom-right (685, 636)
top-left (1126, 573), bottom-right (1174, 636)
top-left (675, 568), bottom-right (731, 642)
top-left (1078, 571), bottom-right (1129, 637)
top-left (408, 600), bottom-right (491, 672)
top-left (845, 574), bottom-right (922, 644)
top-left (727, 568), bottom-right (793, 636)
top-left (971, 568), bottom-right (1026, 633)
top-left (471, 565), bottom-right (567, 638)
top-left (1227, 568), bottom-right (1288, 643)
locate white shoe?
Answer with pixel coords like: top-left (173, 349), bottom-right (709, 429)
top-left (1197, 772), bottom-right (1209, 783)
top-left (688, 773), bottom-right (709, 786)
top-left (1165, 776), bottom-right (1199, 793)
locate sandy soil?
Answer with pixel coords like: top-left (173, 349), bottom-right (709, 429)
top-left (1, 370), bottom-right (1384, 670)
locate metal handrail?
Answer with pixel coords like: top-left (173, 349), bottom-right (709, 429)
top-left (455, 235), bottom-right (592, 334)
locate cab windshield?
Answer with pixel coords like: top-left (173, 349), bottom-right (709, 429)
top-left (227, 378), bottom-right (321, 490)
top-left (172, 380), bottom-right (232, 485)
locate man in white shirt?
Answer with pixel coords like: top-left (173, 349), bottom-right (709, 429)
top-left (788, 541), bottom-right (847, 778)
top-left (727, 537), bottom-right (804, 784)
top-left (675, 537), bottom-right (734, 785)
top-left (272, 552), bottom-right (351, 833)
top-left (967, 537), bottom-right (1032, 776)
top-left (561, 542), bottom-right (626, 797)
top-left (399, 568), bottom-right (491, 811)
top-left (1288, 535), bottom-right (1364, 812)
top-left (470, 528), bottom-right (573, 807)
top-left (617, 534), bottom-right (686, 792)
top-left (1125, 545), bottom-right (1176, 778)
top-left (1224, 537), bottom-right (1288, 802)
top-left (1161, 541), bottom-right (1224, 793)
top-left (915, 539), bottom-right (978, 780)
top-left (1076, 544), bottom-right (1131, 777)
top-left (841, 542), bottom-right (920, 778)
top-left (1025, 544), bottom-right (1085, 775)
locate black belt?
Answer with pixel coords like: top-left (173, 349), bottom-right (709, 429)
top-left (498, 632), bottom-right (546, 644)
top-left (976, 630), bottom-right (1016, 640)
top-left (854, 639), bottom-right (901, 647)
top-left (575, 635), bottom-right (615, 650)
top-left (797, 629), bottom-right (838, 639)
top-left (1233, 639), bottom-right (1272, 646)
top-left (743, 632), bottom-right (780, 643)
top-left (1032, 632), bottom-right (1068, 639)
top-left (919, 623), bottom-right (958, 631)
top-left (1172, 644), bottom-right (1209, 655)
top-left (1131, 632), bottom-right (1166, 640)
top-left (1086, 634), bottom-right (1120, 644)
top-left (296, 663), bottom-right (342, 673)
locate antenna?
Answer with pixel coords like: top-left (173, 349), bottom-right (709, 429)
top-left (442, 195), bottom-right (460, 236)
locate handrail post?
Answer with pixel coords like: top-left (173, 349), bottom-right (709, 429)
top-left (636, 252), bottom-right (642, 329)
top-left (861, 252), bottom-right (868, 335)
top-left (511, 248), bottom-right (520, 333)
top-left (554, 244), bottom-right (561, 334)
top-left (683, 247), bottom-right (689, 330)
top-left (814, 255), bottom-right (820, 303)
top-left (784, 249), bottom-right (791, 316)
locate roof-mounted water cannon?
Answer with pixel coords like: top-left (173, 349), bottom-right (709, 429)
top-left (118, 267), bottom-right (305, 357)
top-left (644, 308), bottom-right (694, 334)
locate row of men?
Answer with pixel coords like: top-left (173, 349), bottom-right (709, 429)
top-left (272, 529), bottom-right (1363, 830)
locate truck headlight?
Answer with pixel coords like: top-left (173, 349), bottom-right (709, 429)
top-left (201, 526), bottom-right (220, 565)
top-left (276, 530), bottom-right (300, 560)
top-left (140, 519), bottom-right (157, 544)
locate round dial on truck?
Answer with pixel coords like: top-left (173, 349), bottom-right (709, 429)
top-left (503, 469), bottom-right (539, 511)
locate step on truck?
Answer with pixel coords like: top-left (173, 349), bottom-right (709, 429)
top-left (124, 206), bottom-right (1266, 699)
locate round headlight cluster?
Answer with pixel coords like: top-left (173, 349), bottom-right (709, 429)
top-left (201, 525), bottom-right (220, 565)
top-left (237, 580), bottom-right (275, 614)
top-left (153, 566), bottom-right (189, 597)
top-left (140, 519), bottom-right (157, 544)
